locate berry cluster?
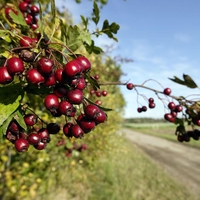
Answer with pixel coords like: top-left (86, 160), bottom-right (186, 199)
top-left (164, 102), bottom-right (183, 123)
top-left (5, 0), bottom-right (39, 30)
top-left (177, 130), bottom-right (200, 142)
top-left (5, 114), bottom-right (61, 152)
top-left (0, 28), bottom-right (107, 152)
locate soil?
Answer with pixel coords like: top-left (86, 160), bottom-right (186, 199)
top-left (120, 128), bottom-right (200, 199)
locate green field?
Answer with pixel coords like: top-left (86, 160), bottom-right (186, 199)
top-left (124, 122), bottom-right (200, 149)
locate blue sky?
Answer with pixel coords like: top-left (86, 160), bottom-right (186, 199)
top-left (57, 0), bottom-right (200, 118)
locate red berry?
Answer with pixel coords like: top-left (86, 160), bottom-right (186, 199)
top-left (164, 113), bottom-right (175, 123)
top-left (63, 60), bottom-right (82, 78)
top-left (15, 138), bottom-right (29, 152)
top-left (26, 69), bottom-right (45, 85)
top-left (75, 56), bottom-right (91, 72)
top-left (141, 106), bottom-right (147, 112)
top-left (148, 98), bottom-right (154, 103)
top-left (63, 122), bottom-right (73, 138)
top-left (31, 24), bottom-right (38, 31)
top-left (84, 104), bottom-right (100, 119)
top-left (163, 88), bottom-right (171, 95)
top-left (24, 114), bottom-right (37, 126)
top-left (25, 14), bottom-right (33, 25)
top-left (37, 128), bottom-right (50, 143)
top-left (19, 2), bottom-right (29, 12)
top-left (149, 102), bottom-right (156, 109)
top-left (101, 90), bottom-right (107, 96)
top-left (27, 132), bottom-right (40, 145)
top-left (58, 100), bottom-right (73, 116)
top-left (37, 57), bottom-right (54, 75)
top-left (0, 66), bottom-right (13, 85)
top-left (175, 105), bottom-right (183, 113)
top-left (95, 109), bottom-right (107, 124)
top-left (20, 36), bottom-right (33, 47)
top-left (6, 57), bottom-right (25, 76)
top-left (67, 89), bottom-right (84, 105)
top-left (30, 5), bottom-right (40, 15)
top-left (44, 94), bottom-right (60, 113)
top-left (168, 102), bottom-right (176, 111)
top-left (70, 124), bottom-right (84, 138)
top-left (34, 141), bottom-right (47, 150)
top-left (126, 83), bottom-right (134, 90)
top-left (77, 116), bottom-right (96, 133)
top-left (70, 77), bottom-right (86, 90)
top-left (44, 73), bottom-right (56, 87)
top-left (55, 68), bottom-right (63, 83)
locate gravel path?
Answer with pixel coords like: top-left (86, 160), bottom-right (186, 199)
top-left (120, 128), bottom-right (200, 198)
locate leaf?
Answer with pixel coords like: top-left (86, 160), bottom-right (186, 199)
top-left (0, 112), bottom-right (14, 140)
top-left (169, 74), bottom-right (198, 89)
top-left (80, 15), bottom-right (88, 29)
top-left (9, 10), bottom-right (27, 26)
top-left (101, 20), bottom-right (120, 41)
top-left (66, 25), bottom-right (82, 52)
top-left (183, 74), bottom-right (198, 88)
top-left (85, 72), bottom-right (100, 90)
top-left (0, 83), bottom-right (23, 126)
top-left (175, 124), bottom-right (186, 135)
top-left (13, 109), bottom-right (27, 130)
top-left (85, 40), bottom-right (103, 54)
top-left (24, 84), bottom-right (52, 95)
top-left (0, 30), bottom-right (12, 43)
top-left (92, 2), bottom-right (100, 25)
top-left (51, 0), bottom-right (56, 24)
top-left (84, 97), bottom-right (113, 111)
top-left (109, 22), bottom-right (120, 34)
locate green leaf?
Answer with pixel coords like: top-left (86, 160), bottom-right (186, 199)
top-left (0, 112), bottom-right (14, 139)
top-left (183, 74), bottom-right (198, 88)
top-left (51, 0), bottom-right (56, 24)
top-left (9, 10), bottom-right (27, 26)
top-left (175, 124), bottom-right (186, 135)
top-left (0, 30), bottom-right (12, 43)
top-left (109, 22), bottom-right (120, 34)
top-left (169, 74), bottom-right (198, 89)
top-left (80, 15), bottom-right (88, 29)
top-left (24, 84), bottom-right (52, 95)
top-left (85, 40), bottom-right (103, 54)
top-left (13, 109), bottom-right (27, 130)
top-left (92, 2), bottom-right (100, 25)
top-left (85, 72), bottom-right (100, 90)
top-left (101, 20), bottom-right (120, 41)
top-left (0, 83), bottom-right (23, 126)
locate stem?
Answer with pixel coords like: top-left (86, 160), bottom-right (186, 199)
top-left (98, 81), bottom-right (193, 104)
top-left (47, 42), bottom-right (77, 57)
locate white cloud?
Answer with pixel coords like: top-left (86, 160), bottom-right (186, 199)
top-left (174, 33), bottom-right (191, 43)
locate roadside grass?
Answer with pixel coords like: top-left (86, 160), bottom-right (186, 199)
top-left (124, 123), bottom-right (200, 149)
top-left (47, 134), bottom-right (197, 200)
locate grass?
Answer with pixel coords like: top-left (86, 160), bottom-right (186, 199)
top-left (124, 122), bottom-right (200, 149)
top-left (45, 134), bottom-right (198, 200)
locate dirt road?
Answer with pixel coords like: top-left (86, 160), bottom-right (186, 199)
top-left (120, 128), bottom-right (200, 198)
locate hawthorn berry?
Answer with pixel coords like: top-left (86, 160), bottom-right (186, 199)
top-left (6, 57), bottom-right (25, 76)
top-left (126, 83), bottom-right (134, 90)
top-left (163, 88), bottom-right (171, 95)
top-left (0, 66), bottom-right (13, 85)
top-left (15, 138), bottom-right (29, 152)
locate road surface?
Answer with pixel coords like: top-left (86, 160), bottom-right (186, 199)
top-left (120, 128), bottom-right (200, 198)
